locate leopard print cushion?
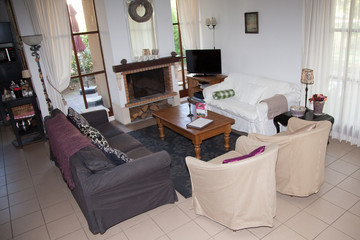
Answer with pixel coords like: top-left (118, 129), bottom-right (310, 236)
top-left (78, 123), bottom-right (133, 165)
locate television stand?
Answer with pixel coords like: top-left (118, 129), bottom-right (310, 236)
top-left (187, 74), bottom-right (227, 101)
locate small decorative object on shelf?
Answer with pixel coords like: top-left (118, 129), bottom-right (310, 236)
top-left (187, 97), bottom-right (194, 117)
top-left (121, 59), bottom-right (127, 65)
top-left (309, 94), bottom-right (327, 115)
top-left (196, 103), bottom-right (208, 118)
top-left (171, 51), bottom-right (177, 57)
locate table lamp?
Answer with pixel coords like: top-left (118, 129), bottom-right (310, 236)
top-left (301, 68), bottom-right (314, 108)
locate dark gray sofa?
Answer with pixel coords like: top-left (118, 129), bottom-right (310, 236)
top-left (45, 109), bottom-right (178, 234)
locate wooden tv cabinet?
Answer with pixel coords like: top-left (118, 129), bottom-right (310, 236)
top-left (187, 74), bottom-right (227, 100)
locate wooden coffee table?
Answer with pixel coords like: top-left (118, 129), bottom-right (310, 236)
top-left (152, 103), bottom-right (235, 159)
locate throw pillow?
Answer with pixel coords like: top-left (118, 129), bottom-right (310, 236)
top-left (78, 123), bottom-right (133, 165)
top-left (68, 107), bottom-right (89, 129)
top-left (78, 146), bottom-right (116, 173)
top-left (212, 89), bottom-right (235, 100)
top-left (101, 146), bottom-right (133, 165)
top-left (222, 146), bottom-right (265, 164)
top-left (78, 123), bottom-right (109, 150)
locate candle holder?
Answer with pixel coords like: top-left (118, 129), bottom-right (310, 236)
top-left (187, 97), bottom-right (194, 117)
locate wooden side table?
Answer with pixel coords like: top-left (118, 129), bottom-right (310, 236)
top-left (273, 109), bottom-right (335, 133)
top-left (3, 95), bottom-right (46, 147)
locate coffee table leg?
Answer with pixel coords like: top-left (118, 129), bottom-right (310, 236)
top-left (192, 138), bottom-right (202, 159)
top-left (156, 118), bottom-right (165, 140)
top-left (224, 126), bottom-right (231, 151)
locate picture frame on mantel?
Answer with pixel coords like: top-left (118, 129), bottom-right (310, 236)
top-left (245, 12), bottom-right (259, 33)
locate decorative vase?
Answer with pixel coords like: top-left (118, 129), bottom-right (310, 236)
top-left (313, 101), bottom-right (325, 115)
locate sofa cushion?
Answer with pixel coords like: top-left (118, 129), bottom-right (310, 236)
top-left (77, 146), bottom-right (116, 173)
top-left (126, 146), bottom-right (152, 159)
top-left (106, 134), bottom-right (143, 153)
top-left (222, 146), bottom-right (265, 164)
top-left (212, 89), bottom-right (235, 100)
top-left (96, 122), bottom-right (125, 139)
top-left (68, 107), bottom-right (89, 129)
top-left (235, 82), bottom-right (266, 105)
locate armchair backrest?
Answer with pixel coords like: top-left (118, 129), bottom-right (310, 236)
top-left (249, 117), bottom-right (332, 196)
top-left (185, 136), bottom-right (279, 230)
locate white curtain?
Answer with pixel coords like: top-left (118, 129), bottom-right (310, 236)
top-left (176, 0), bottom-right (202, 50)
top-left (25, 0), bottom-right (72, 113)
top-left (303, 0), bottom-right (360, 146)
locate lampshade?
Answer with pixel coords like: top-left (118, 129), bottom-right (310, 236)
top-left (301, 68), bottom-right (314, 84)
top-left (22, 34), bottom-right (43, 46)
top-left (22, 70), bottom-right (32, 79)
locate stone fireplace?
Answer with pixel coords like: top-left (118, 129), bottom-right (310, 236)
top-left (113, 56), bottom-right (180, 124)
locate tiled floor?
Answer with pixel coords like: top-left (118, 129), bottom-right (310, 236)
top-left (0, 120), bottom-right (360, 240)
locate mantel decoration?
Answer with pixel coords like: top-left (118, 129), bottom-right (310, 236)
top-left (245, 12), bottom-right (259, 33)
top-left (128, 0), bottom-right (153, 23)
top-left (309, 94), bottom-right (327, 115)
top-left (22, 34), bottom-right (53, 113)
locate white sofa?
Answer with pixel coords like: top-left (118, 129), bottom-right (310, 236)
top-left (203, 73), bottom-right (300, 135)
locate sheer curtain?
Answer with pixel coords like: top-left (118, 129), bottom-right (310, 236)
top-left (25, 0), bottom-right (72, 113)
top-left (176, 0), bottom-right (202, 50)
top-left (303, 0), bottom-right (360, 146)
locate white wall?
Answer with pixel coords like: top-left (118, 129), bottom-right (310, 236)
top-left (199, 0), bottom-right (303, 84)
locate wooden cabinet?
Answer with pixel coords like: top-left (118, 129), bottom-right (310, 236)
top-left (187, 74), bottom-right (227, 100)
top-left (3, 95), bottom-right (46, 147)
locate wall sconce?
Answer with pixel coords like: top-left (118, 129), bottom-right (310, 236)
top-left (205, 17), bottom-right (217, 49)
top-left (22, 34), bottom-right (53, 113)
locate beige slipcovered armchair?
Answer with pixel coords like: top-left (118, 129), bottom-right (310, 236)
top-left (185, 136), bottom-right (279, 230)
top-left (249, 117), bottom-right (332, 197)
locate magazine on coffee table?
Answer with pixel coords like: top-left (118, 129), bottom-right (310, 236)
top-left (187, 117), bottom-right (213, 129)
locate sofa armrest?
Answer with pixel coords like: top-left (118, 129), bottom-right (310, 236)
top-left (81, 109), bottom-right (109, 127)
top-left (87, 150), bottom-right (172, 193)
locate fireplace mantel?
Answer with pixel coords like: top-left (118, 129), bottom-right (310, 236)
top-left (112, 56), bottom-right (180, 73)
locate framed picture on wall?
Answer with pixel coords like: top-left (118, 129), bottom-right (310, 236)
top-left (245, 12), bottom-right (259, 33)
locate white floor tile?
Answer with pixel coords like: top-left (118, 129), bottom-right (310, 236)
top-left (322, 186), bottom-right (359, 209)
top-left (46, 213), bottom-right (82, 239)
top-left (274, 197), bottom-right (301, 223)
top-left (0, 222), bottom-right (12, 240)
top-left (262, 225), bottom-right (306, 240)
top-left (152, 206), bottom-right (191, 233)
top-left (332, 212), bottom-right (360, 239)
top-left (213, 228), bottom-right (258, 240)
top-left (304, 198), bottom-right (345, 224)
top-left (10, 198), bottom-right (40, 220)
top-left (314, 226), bottom-right (354, 240)
top-left (13, 226), bottom-right (49, 240)
top-left (57, 229), bottom-right (89, 240)
top-left (124, 219), bottom-right (164, 240)
top-left (324, 168), bottom-right (347, 185)
top-left (285, 211), bottom-right (328, 240)
top-left (328, 159), bottom-right (360, 175)
top-left (42, 200), bottom-right (75, 223)
top-left (168, 221), bottom-right (210, 240)
top-left (11, 211), bottom-right (45, 237)
top-left (337, 177), bottom-right (360, 197)
top-left (194, 215), bottom-right (226, 236)
top-left (349, 200), bottom-right (360, 217)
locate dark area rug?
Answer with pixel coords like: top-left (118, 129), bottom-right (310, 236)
top-left (128, 125), bottom-right (241, 198)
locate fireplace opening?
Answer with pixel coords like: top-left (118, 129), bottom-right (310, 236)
top-left (127, 68), bottom-right (166, 100)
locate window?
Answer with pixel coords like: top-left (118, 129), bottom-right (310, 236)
top-left (63, 0), bottom-right (113, 114)
top-left (170, 0), bottom-right (188, 98)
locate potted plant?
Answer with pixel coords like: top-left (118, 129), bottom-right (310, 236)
top-left (309, 94), bottom-right (327, 115)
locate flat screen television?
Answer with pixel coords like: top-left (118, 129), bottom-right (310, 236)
top-left (186, 49), bottom-right (221, 76)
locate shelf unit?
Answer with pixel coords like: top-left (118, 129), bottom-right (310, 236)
top-left (3, 95), bottom-right (46, 147)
